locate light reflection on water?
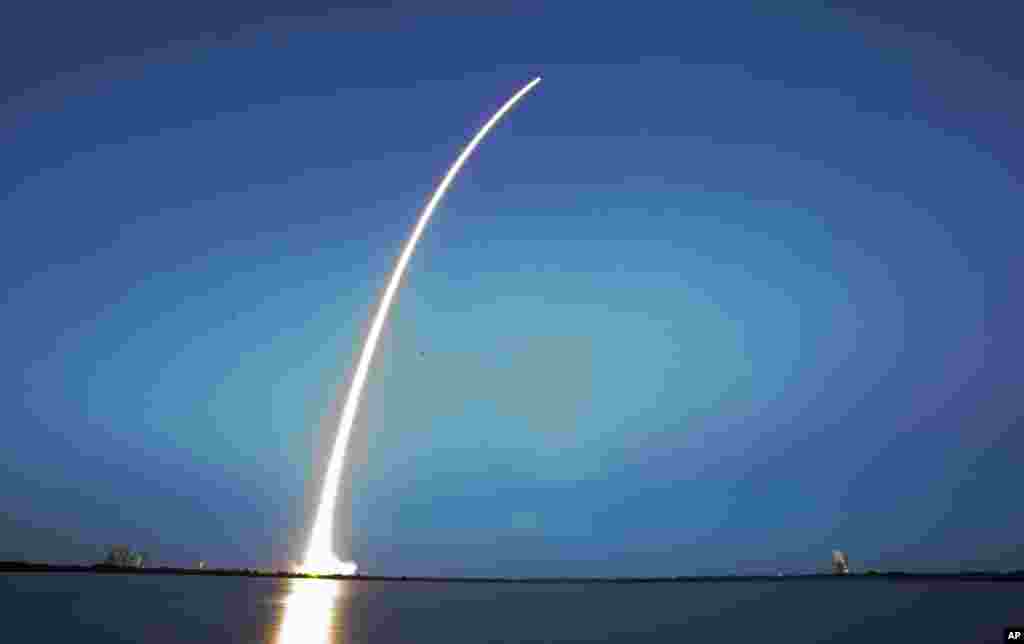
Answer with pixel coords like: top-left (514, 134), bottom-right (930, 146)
top-left (274, 578), bottom-right (347, 644)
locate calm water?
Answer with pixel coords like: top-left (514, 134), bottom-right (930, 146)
top-left (2, 573), bottom-right (1020, 643)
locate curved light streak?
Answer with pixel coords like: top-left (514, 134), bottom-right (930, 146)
top-left (299, 77), bottom-right (542, 575)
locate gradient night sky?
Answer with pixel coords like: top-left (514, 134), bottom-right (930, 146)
top-left (2, 3), bottom-right (1021, 575)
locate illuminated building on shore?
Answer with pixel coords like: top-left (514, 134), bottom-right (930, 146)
top-left (832, 550), bottom-right (850, 574)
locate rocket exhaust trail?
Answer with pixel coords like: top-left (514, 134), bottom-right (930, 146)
top-left (299, 77), bottom-right (542, 575)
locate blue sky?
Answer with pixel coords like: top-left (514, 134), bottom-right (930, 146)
top-left (1, 2), bottom-right (1021, 574)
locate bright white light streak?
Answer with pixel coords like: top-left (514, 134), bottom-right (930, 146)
top-left (300, 77), bottom-right (542, 575)
top-left (274, 579), bottom-right (343, 644)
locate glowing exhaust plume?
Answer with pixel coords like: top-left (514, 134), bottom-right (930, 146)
top-left (299, 77), bottom-right (543, 575)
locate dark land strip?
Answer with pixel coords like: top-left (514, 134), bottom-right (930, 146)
top-left (3, 561), bottom-right (1023, 583)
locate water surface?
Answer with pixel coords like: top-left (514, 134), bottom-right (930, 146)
top-left (2, 573), bottom-right (1019, 642)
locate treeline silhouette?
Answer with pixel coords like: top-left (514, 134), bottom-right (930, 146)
top-left (2, 561), bottom-right (1023, 582)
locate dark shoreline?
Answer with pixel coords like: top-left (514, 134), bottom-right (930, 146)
top-left (3, 561), bottom-right (1023, 583)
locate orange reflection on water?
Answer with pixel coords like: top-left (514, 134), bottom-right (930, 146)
top-left (274, 578), bottom-right (347, 644)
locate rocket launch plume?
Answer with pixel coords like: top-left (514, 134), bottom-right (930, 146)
top-left (298, 77), bottom-right (542, 575)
